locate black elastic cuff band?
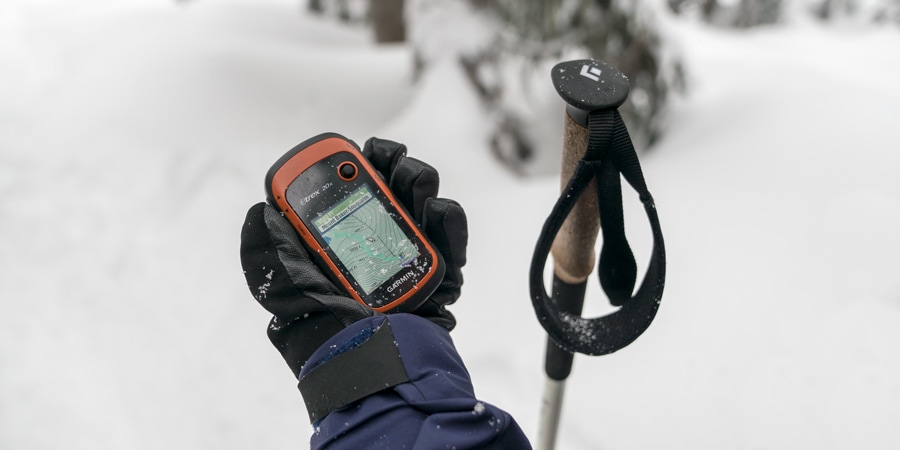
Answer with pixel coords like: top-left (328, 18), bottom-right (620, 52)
top-left (298, 320), bottom-right (410, 423)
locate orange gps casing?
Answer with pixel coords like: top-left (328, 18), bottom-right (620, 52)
top-left (265, 133), bottom-right (444, 313)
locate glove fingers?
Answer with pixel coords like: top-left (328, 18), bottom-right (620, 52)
top-left (422, 198), bottom-right (468, 292)
top-left (361, 137), bottom-right (439, 223)
top-left (416, 198), bottom-right (468, 331)
top-left (390, 156), bottom-right (440, 224)
top-left (362, 137), bottom-right (407, 180)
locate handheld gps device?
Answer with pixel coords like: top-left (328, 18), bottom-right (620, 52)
top-left (265, 133), bottom-right (445, 313)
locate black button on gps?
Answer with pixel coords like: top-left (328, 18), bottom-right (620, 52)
top-left (338, 162), bottom-right (358, 181)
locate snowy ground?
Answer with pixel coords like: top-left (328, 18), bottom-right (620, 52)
top-left (2, 1), bottom-right (899, 449)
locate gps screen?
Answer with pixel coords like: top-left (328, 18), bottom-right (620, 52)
top-left (312, 184), bottom-right (420, 294)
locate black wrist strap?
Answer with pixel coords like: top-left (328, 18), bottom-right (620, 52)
top-left (298, 320), bottom-right (410, 423)
top-left (530, 109), bottom-right (666, 356)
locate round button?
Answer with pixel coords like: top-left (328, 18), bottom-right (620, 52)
top-left (338, 162), bottom-right (358, 180)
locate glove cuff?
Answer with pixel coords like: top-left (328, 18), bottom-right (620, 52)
top-left (298, 316), bottom-right (409, 423)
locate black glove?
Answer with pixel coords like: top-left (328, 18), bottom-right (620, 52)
top-left (240, 137), bottom-right (468, 378)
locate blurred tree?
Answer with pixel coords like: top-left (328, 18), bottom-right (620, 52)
top-left (306, 0), bottom-right (367, 23)
top-left (371, 0), bottom-right (407, 42)
top-left (306, 0), bottom-right (407, 42)
top-left (304, 0), bottom-right (896, 174)
top-left (667, 0), bottom-right (719, 22)
top-left (408, 0), bottom-right (685, 174)
top-left (810, 0), bottom-right (900, 23)
top-left (668, 0), bottom-right (900, 26)
top-left (873, 0), bottom-right (900, 23)
top-left (668, 0), bottom-right (782, 27)
top-left (306, 0), bottom-right (685, 174)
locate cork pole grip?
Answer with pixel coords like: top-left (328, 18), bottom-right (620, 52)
top-left (550, 112), bottom-right (600, 284)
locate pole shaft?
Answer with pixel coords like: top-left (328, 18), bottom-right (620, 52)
top-left (538, 111), bottom-right (600, 449)
top-left (537, 377), bottom-right (566, 450)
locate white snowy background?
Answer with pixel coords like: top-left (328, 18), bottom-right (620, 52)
top-left (2, 0), bottom-right (899, 449)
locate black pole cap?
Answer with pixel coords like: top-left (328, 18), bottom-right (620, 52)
top-left (551, 59), bottom-right (630, 127)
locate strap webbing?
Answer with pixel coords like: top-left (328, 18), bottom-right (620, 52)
top-left (298, 319), bottom-right (409, 423)
top-left (530, 109), bottom-right (666, 356)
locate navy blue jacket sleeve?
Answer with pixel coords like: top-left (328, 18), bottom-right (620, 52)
top-left (299, 313), bottom-right (532, 449)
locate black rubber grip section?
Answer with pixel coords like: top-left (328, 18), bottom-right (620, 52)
top-left (544, 276), bottom-right (587, 381)
top-left (298, 320), bottom-right (410, 423)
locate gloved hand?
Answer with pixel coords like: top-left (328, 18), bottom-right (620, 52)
top-left (240, 137), bottom-right (468, 378)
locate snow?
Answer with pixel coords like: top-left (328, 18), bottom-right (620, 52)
top-left (2, 1), bottom-right (899, 449)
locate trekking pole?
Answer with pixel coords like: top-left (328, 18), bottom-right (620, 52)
top-left (530, 59), bottom-right (667, 450)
